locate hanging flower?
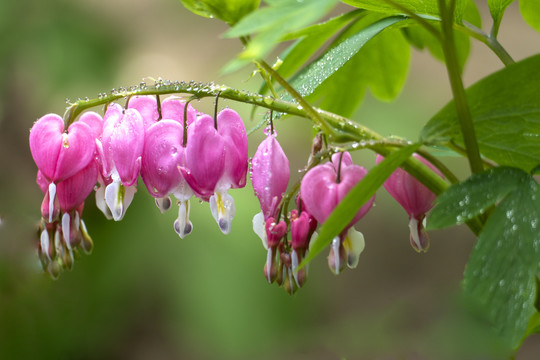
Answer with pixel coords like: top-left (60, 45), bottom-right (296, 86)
top-left (100, 103), bottom-right (145, 221)
top-left (180, 109), bottom-right (248, 234)
top-left (377, 153), bottom-right (443, 252)
top-left (250, 128), bottom-right (289, 283)
top-left (29, 113), bottom-right (96, 223)
top-left (301, 152), bottom-right (373, 274)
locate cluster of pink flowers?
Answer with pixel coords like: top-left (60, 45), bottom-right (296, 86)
top-left (29, 95), bottom-right (442, 285)
top-left (29, 96), bottom-right (247, 278)
top-left (251, 130), bottom-right (375, 294)
top-left (250, 132), bottom-right (443, 293)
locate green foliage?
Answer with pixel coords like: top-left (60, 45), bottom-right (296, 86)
top-left (488, 0), bottom-right (515, 31)
top-left (179, 0), bottom-right (260, 25)
top-left (301, 143), bottom-right (421, 268)
top-left (520, 0), bottom-right (540, 33)
top-left (222, 0), bottom-right (338, 71)
top-left (421, 54), bottom-right (540, 172)
top-left (284, 16), bottom-right (408, 109)
top-left (429, 167), bottom-right (540, 349)
top-left (428, 167), bottom-right (528, 229)
top-left (342, 0), bottom-right (470, 22)
top-left (307, 14), bottom-right (410, 117)
top-left (259, 10), bottom-right (365, 95)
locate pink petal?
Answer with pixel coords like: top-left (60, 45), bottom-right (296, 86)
top-left (217, 109), bottom-right (248, 189)
top-left (78, 111), bottom-right (103, 140)
top-left (377, 154), bottom-right (441, 217)
top-left (161, 96), bottom-right (198, 127)
top-left (128, 96), bottom-right (159, 129)
top-left (57, 161), bottom-right (99, 212)
top-left (141, 120), bottom-right (186, 198)
top-left (184, 115), bottom-right (225, 198)
top-left (110, 108), bottom-right (145, 186)
top-left (29, 114), bottom-right (64, 181)
top-left (251, 134), bottom-right (289, 219)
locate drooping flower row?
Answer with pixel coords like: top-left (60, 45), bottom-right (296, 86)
top-left (29, 95), bottom-right (248, 277)
top-left (29, 94), bottom-right (443, 285)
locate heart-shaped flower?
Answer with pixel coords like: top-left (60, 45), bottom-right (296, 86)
top-left (300, 152), bottom-right (373, 274)
top-left (180, 109), bottom-right (248, 234)
top-left (377, 153), bottom-right (444, 252)
top-left (30, 114), bottom-right (96, 222)
top-left (142, 119), bottom-right (195, 238)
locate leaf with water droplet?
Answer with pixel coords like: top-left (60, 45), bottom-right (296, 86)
top-left (421, 54), bottom-right (540, 172)
top-left (428, 167), bottom-right (529, 230)
top-left (462, 171), bottom-right (540, 350)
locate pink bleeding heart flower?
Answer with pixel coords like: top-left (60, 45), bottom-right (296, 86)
top-left (29, 113), bottom-right (95, 222)
top-left (377, 153), bottom-right (443, 253)
top-left (250, 129), bottom-right (290, 283)
top-left (101, 103), bottom-right (145, 221)
top-left (180, 109), bottom-right (248, 234)
top-left (300, 152), bottom-right (372, 274)
top-left (142, 119), bottom-right (195, 238)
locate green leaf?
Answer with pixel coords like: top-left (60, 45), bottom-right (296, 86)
top-left (462, 172), bottom-right (540, 349)
top-left (179, 0), bottom-right (260, 25)
top-left (287, 16), bottom-right (408, 101)
top-left (488, 0), bottom-right (515, 30)
top-left (520, 0), bottom-right (540, 33)
top-left (223, 0), bottom-right (338, 62)
top-left (342, 0), bottom-right (469, 22)
top-left (428, 167), bottom-right (529, 229)
top-left (258, 10), bottom-right (365, 95)
top-left (308, 14), bottom-right (410, 117)
top-left (299, 143), bottom-right (421, 269)
top-left (421, 54), bottom-right (540, 172)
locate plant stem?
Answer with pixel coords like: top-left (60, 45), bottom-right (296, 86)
top-left (438, 0), bottom-right (484, 175)
top-left (456, 21), bottom-right (515, 66)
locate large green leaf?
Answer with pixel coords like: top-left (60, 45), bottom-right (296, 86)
top-left (342, 0), bottom-right (469, 22)
top-left (520, 0), bottom-right (540, 33)
top-left (421, 54), bottom-right (540, 172)
top-left (286, 16), bottom-right (408, 102)
top-left (300, 143), bottom-right (421, 268)
top-left (428, 167), bottom-right (529, 229)
top-left (308, 14), bottom-right (410, 117)
top-left (179, 0), bottom-right (259, 25)
top-left (462, 171), bottom-right (540, 349)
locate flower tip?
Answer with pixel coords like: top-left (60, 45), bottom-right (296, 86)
top-left (409, 217), bottom-right (430, 253)
top-left (174, 219), bottom-right (193, 239)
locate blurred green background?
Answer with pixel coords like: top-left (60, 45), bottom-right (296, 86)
top-left (1, 0), bottom-right (540, 359)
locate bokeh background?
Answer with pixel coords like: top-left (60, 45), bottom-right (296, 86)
top-left (1, 1), bottom-right (539, 359)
